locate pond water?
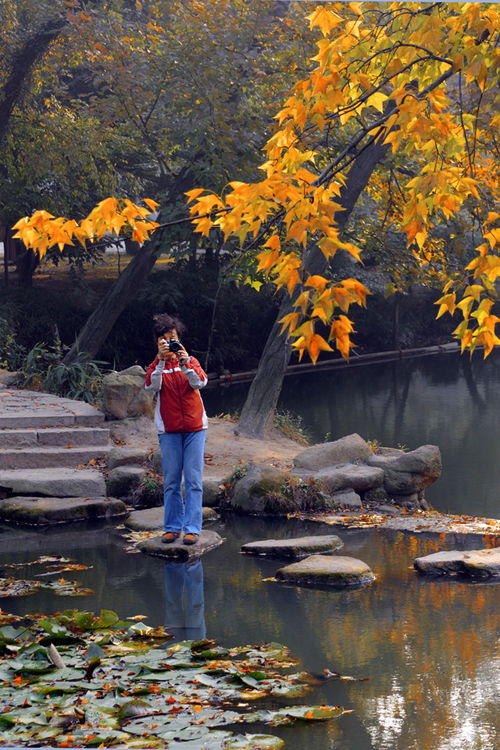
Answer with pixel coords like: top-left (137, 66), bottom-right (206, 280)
top-left (1, 351), bottom-right (499, 750)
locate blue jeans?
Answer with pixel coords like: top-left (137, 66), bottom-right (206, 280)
top-left (159, 430), bottom-right (206, 535)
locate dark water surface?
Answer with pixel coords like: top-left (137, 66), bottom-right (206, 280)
top-left (205, 350), bottom-right (500, 519)
top-left (1, 518), bottom-right (498, 750)
top-left (1, 351), bottom-right (499, 749)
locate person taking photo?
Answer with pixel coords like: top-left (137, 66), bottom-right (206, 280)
top-left (145, 313), bottom-right (208, 545)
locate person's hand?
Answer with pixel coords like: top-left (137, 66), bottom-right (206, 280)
top-left (177, 345), bottom-right (189, 367)
top-left (158, 339), bottom-right (170, 361)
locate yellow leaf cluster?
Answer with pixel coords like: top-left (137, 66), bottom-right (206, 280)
top-left (12, 199), bottom-right (160, 259)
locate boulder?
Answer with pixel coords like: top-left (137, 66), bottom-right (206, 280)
top-left (139, 529), bottom-right (224, 561)
top-left (107, 446), bottom-right (150, 470)
top-left (294, 433), bottom-right (372, 471)
top-left (329, 489), bottom-right (362, 508)
top-left (102, 366), bottom-right (154, 420)
top-left (276, 555), bottom-right (375, 588)
top-left (0, 496), bottom-right (127, 525)
top-left (367, 445), bottom-right (441, 496)
top-left (414, 548), bottom-right (500, 579)
top-left (314, 464), bottom-right (384, 494)
top-left (0, 369), bottom-right (20, 386)
top-left (106, 465), bottom-right (145, 499)
top-left (203, 477), bottom-right (223, 507)
top-left (241, 535), bottom-right (343, 559)
top-left (230, 463), bottom-right (294, 515)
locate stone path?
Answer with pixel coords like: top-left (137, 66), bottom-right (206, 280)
top-left (0, 389), bottom-right (123, 525)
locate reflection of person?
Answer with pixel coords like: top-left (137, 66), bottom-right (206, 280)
top-left (164, 560), bottom-right (206, 642)
top-left (145, 314), bottom-right (208, 545)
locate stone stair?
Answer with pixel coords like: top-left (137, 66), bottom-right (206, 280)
top-left (0, 389), bottom-right (127, 525)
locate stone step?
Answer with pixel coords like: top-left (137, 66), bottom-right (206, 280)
top-left (0, 496), bottom-right (127, 526)
top-left (0, 412), bottom-right (105, 429)
top-left (0, 426), bottom-right (110, 449)
top-left (0, 446), bottom-right (108, 470)
top-left (0, 468), bottom-right (106, 498)
top-left (0, 390), bottom-right (105, 429)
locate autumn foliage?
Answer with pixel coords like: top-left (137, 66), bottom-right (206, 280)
top-left (13, 2), bottom-right (500, 362)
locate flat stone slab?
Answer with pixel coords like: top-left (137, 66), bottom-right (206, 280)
top-left (276, 555), bottom-right (375, 588)
top-left (0, 496), bottom-right (127, 525)
top-left (241, 535), bottom-right (343, 559)
top-left (0, 389), bottom-right (104, 428)
top-left (0, 468), bottom-right (106, 497)
top-left (414, 549), bottom-right (500, 579)
top-left (138, 530), bottom-right (224, 561)
top-left (124, 506), bottom-right (218, 531)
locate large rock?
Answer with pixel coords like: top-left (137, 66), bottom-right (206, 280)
top-left (367, 445), bottom-right (441, 496)
top-left (314, 464), bottom-right (384, 494)
top-left (329, 489), bottom-right (363, 508)
top-left (414, 549), bottom-right (500, 579)
top-left (230, 463), bottom-right (294, 515)
top-left (106, 465), bottom-right (145, 499)
top-left (102, 366), bottom-right (154, 420)
top-left (107, 446), bottom-right (150, 470)
top-left (202, 477), bottom-right (223, 507)
top-left (294, 434), bottom-right (372, 472)
top-left (0, 496), bottom-right (127, 525)
top-left (241, 535), bottom-right (343, 559)
top-left (276, 555), bottom-right (375, 588)
top-left (139, 529), bottom-right (224, 561)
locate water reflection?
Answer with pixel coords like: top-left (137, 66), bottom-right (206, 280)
top-left (163, 560), bottom-right (206, 642)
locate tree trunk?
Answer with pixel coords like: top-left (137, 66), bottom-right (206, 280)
top-left (16, 247), bottom-right (39, 288)
top-left (0, 16), bottom-right (67, 146)
top-left (62, 236), bottom-right (162, 365)
top-left (236, 138), bottom-right (390, 438)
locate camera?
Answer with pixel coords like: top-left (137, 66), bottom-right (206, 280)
top-left (167, 339), bottom-right (182, 353)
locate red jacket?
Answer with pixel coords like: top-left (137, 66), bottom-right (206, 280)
top-left (144, 356), bottom-right (208, 433)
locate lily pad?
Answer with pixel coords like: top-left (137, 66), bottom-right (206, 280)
top-left (0, 608), bottom-right (346, 748)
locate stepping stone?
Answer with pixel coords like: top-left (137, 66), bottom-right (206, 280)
top-left (0, 468), bottom-right (106, 497)
top-left (0, 446), bottom-right (108, 470)
top-left (138, 530), bottom-right (224, 561)
top-left (125, 506), bottom-right (219, 531)
top-left (0, 496), bottom-right (127, 526)
top-left (276, 555), bottom-right (375, 588)
top-left (241, 535), bottom-right (343, 559)
top-left (414, 549), bottom-right (500, 579)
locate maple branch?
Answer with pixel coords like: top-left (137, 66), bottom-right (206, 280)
top-left (316, 67), bottom-right (456, 188)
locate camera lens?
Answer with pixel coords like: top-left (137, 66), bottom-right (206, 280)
top-left (169, 340), bottom-right (182, 353)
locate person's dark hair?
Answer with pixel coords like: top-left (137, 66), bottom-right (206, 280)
top-left (152, 313), bottom-right (186, 340)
